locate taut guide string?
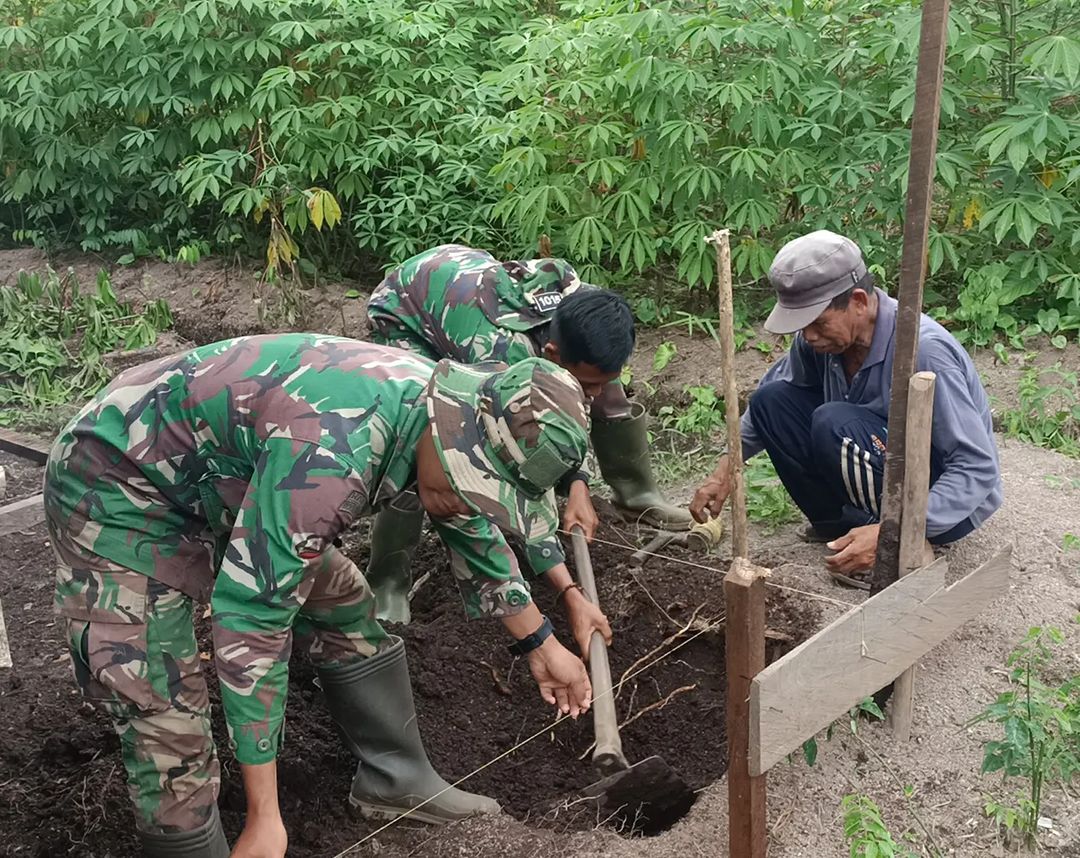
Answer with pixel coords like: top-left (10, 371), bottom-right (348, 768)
top-left (332, 616), bottom-right (721, 857)
top-left (332, 529), bottom-right (860, 856)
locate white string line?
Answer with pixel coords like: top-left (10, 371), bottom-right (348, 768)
top-left (331, 617), bottom-right (722, 858)
top-left (560, 529), bottom-right (860, 611)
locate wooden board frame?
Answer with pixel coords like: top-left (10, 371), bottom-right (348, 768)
top-left (0, 493), bottom-right (45, 537)
top-left (750, 547), bottom-right (1011, 775)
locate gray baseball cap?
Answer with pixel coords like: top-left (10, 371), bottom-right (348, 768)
top-left (765, 231), bottom-right (868, 334)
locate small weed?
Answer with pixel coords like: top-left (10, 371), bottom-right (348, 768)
top-left (840, 794), bottom-right (918, 858)
top-left (967, 625), bottom-right (1080, 847)
top-left (1063, 533), bottom-right (1079, 551)
top-left (1002, 364), bottom-right (1080, 457)
top-left (652, 341), bottom-right (678, 373)
top-left (744, 457), bottom-right (799, 532)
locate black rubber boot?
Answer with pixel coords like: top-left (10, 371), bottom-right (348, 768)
top-left (366, 494), bottom-right (425, 624)
top-left (591, 403), bottom-right (693, 530)
top-left (138, 806), bottom-right (229, 858)
top-left (318, 637), bottom-right (501, 824)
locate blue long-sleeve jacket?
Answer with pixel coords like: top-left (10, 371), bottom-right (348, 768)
top-left (740, 289), bottom-right (1003, 538)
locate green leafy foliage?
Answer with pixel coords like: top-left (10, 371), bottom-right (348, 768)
top-left (967, 625), bottom-right (1080, 847)
top-left (1, 0), bottom-right (1078, 334)
top-left (0, 269), bottom-right (172, 426)
top-left (744, 456), bottom-right (800, 532)
top-left (841, 794), bottom-right (918, 858)
top-left (1001, 364), bottom-right (1080, 456)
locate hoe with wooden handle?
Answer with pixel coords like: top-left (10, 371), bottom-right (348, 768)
top-left (570, 527), bottom-right (695, 833)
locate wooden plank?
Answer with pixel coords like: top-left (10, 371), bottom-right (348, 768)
top-left (0, 493), bottom-right (45, 536)
top-left (751, 548), bottom-right (1011, 775)
top-left (0, 597), bottom-right (10, 669)
top-left (707, 229), bottom-right (748, 558)
top-left (871, 0), bottom-right (952, 596)
top-left (0, 428), bottom-right (51, 465)
top-left (725, 557), bottom-right (768, 858)
top-left (891, 372), bottom-right (937, 741)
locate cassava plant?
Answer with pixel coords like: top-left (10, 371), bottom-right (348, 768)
top-left (968, 625), bottom-right (1080, 847)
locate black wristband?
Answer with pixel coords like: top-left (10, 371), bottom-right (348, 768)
top-left (507, 615), bottom-right (554, 656)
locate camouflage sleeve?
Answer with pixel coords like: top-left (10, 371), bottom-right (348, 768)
top-left (431, 514), bottom-right (534, 619)
top-left (211, 437), bottom-right (369, 766)
top-left (525, 536), bottom-right (565, 576)
top-left (469, 329), bottom-right (540, 365)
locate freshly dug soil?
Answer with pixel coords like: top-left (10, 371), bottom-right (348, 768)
top-left (0, 503), bottom-right (818, 858)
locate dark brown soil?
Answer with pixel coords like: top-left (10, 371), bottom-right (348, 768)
top-left (0, 501), bottom-right (818, 858)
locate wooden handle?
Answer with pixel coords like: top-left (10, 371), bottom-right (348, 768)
top-left (570, 527), bottom-right (628, 774)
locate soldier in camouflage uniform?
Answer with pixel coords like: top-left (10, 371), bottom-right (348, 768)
top-left (364, 243), bottom-right (691, 622)
top-left (45, 333), bottom-right (595, 858)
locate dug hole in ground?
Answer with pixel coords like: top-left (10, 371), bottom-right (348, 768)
top-left (1, 251), bottom-right (1078, 857)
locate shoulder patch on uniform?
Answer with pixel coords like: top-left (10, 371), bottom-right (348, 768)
top-left (339, 490), bottom-right (367, 519)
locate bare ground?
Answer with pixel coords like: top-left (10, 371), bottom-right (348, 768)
top-left (1, 247), bottom-right (1074, 425)
top-left (366, 440), bottom-right (1080, 858)
top-left (2, 249), bottom-right (1079, 855)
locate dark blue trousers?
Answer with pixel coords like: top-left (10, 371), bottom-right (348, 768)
top-left (747, 381), bottom-right (973, 545)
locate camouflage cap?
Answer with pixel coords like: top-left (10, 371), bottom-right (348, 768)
top-left (491, 258), bottom-right (592, 332)
top-left (426, 357), bottom-right (590, 542)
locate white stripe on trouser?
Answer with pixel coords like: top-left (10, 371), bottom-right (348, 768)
top-left (840, 438), bottom-right (861, 507)
top-left (863, 449), bottom-right (879, 516)
top-left (841, 437), bottom-right (880, 515)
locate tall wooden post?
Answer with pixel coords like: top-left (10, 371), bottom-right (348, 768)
top-left (890, 372), bottom-right (937, 740)
top-left (707, 229), bottom-right (748, 559)
top-left (725, 558), bottom-right (768, 858)
top-left (871, 0), bottom-right (951, 597)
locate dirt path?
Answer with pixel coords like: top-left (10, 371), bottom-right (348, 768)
top-left (1, 247), bottom-right (1074, 426)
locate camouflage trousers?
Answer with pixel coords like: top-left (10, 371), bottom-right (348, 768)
top-left (54, 545), bottom-right (385, 834)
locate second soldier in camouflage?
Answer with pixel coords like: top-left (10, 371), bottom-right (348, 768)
top-left (364, 243), bottom-right (691, 623)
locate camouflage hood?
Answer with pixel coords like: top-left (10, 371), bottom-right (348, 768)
top-left (426, 357), bottom-right (590, 542)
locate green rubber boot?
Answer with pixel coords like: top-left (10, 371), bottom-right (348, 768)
top-left (591, 402), bottom-right (693, 530)
top-left (138, 806), bottom-right (229, 858)
top-left (318, 637), bottom-right (501, 824)
top-left (366, 494), bottom-right (425, 624)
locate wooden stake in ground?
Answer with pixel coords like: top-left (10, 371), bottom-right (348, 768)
top-left (870, 0), bottom-right (952, 597)
top-left (0, 597), bottom-right (10, 669)
top-left (724, 558), bottom-right (768, 858)
top-left (890, 371), bottom-right (937, 740)
top-left (705, 229), bottom-right (748, 559)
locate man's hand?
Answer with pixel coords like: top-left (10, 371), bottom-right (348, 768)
top-left (825, 524), bottom-right (881, 576)
top-left (563, 586), bottom-right (612, 660)
top-left (527, 636), bottom-right (592, 718)
top-left (231, 815), bottom-right (287, 858)
top-left (689, 454), bottom-right (733, 523)
top-left (562, 481), bottom-right (598, 542)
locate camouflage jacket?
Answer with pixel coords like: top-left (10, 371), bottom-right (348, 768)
top-left (46, 334), bottom-right (539, 764)
top-left (367, 244), bottom-right (591, 572)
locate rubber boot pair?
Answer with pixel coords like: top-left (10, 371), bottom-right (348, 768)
top-left (318, 636), bottom-right (500, 824)
top-left (138, 806), bottom-right (229, 858)
top-left (591, 402), bottom-right (692, 530)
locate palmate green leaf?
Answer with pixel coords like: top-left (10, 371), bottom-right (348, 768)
top-left (614, 227), bottom-right (658, 273)
top-left (567, 215), bottom-right (612, 262)
top-left (1027, 35), bottom-right (1080, 86)
top-left (727, 198), bottom-right (777, 235)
